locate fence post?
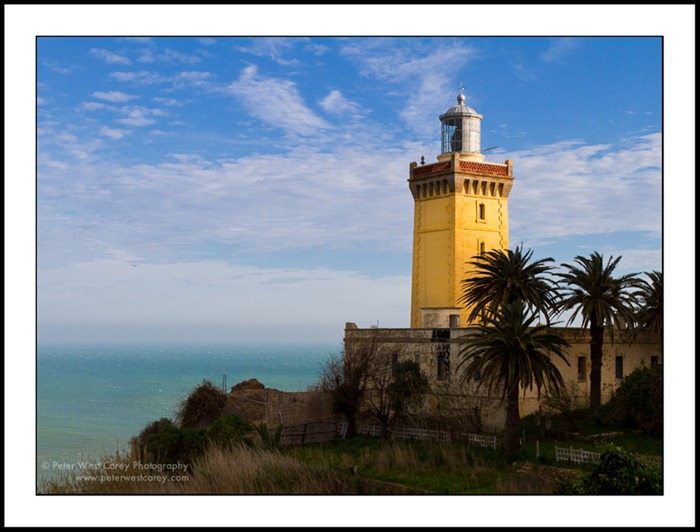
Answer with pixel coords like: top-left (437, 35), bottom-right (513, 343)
top-left (536, 441), bottom-right (540, 459)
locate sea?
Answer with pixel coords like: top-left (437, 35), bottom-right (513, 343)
top-left (36, 342), bottom-right (337, 487)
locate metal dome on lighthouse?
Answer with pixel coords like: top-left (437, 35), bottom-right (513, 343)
top-left (439, 89), bottom-right (483, 155)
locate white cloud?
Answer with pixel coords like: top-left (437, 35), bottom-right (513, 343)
top-left (226, 65), bottom-right (330, 137)
top-left (114, 105), bottom-right (167, 127)
top-left (319, 90), bottom-right (363, 116)
top-left (116, 115), bottom-right (155, 127)
top-left (540, 37), bottom-right (579, 63)
top-left (154, 97), bottom-right (186, 106)
top-left (138, 47), bottom-right (202, 65)
top-left (174, 71), bottom-right (213, 88)
top-left (340, 39), bottom-right (477, 134)
top-left (92, 90), bottom-right (139, 103)
top-left (81, 102), bottom-right (106, 111)
top-left (236, 37), bottom-right (302, 66)
top-left (89, 47), bottom-right (131, 65)
top-left (198, 37), bottom-right (216, 46)
top-left (124, 37), bottom-right (153, 44)
top-left (110, 70), bottom-right (169, 84)
top-left (99, 126), bottom-right (128, 139)
top-left (507, 133), bottom-right (661, 244)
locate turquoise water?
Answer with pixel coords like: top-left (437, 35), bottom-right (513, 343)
top-left (37, 343), bottom-right (337, 485)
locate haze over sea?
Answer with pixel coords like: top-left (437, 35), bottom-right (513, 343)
top-left (37, 342), bottom-right (336, 485)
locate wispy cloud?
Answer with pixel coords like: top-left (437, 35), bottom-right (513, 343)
top-left (42, 60), bottom-right (75, 75)
top-left (507, 133), bottom-right (661, 245)
top-left (92, 90), bottom-right (139, 103)
top-left (110, 70), bottom-right (169, 84)
top-left (226, 65), bottom-right (330, 137)
top-left (99, 126), bottom-right (129, 140)
top-left (123, 37), bottom-right (153, 44)
top-left (174, 71), bottom-right (213, 88)
top-left (89, 47), bottom-right (131, 65)
top-left (236, 37), bottom-right (303, 66)
top-left (115, 105), bottom-right (167, 127)
top-left (138, 47), bottom-right (201, 65)
top-left (319, 90), bottom-right (364, 117)
top-left (541, 38), bottom-right (579, 63)
top-left (340, 39), bottom-right (477, 134)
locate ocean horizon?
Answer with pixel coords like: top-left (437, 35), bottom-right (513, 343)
top-left (37, 341), bottom-right (338, 486)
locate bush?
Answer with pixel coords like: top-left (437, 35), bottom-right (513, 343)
top-left (557, 444), bottom-right (662, 495)
top-left (175, 379), bottom-right (228, 429)
top-left (606, 364), bottom-right (662, 436)
top-left (131, 418), bottom-right (207, 464)
top-left (207, 413), bottom-right (255, 447)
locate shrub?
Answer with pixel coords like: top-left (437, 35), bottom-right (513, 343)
top-left (207, 413), bottom-right (255, 447)
top-left (254, 422), bottom-right (284, 450)
top-left (606, 364), bottom-right (662, 436)
top-left (131, 418), bottom-right (207, 464)
top-left (557, 444), bottom-right (662, 495)
top-left (175, 379), bottom-right (228, 429)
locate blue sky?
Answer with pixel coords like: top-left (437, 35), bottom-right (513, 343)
top-left (5, 4), bottom-right (696, 528)
top-left (34, 33), bottom-right (664, 344)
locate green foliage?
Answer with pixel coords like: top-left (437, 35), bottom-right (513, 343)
top-left (556, 252), bottom-right (641, 411)
top-left (132, 418), bottom-right (206, 464)
top-left (175, 379), bottom-right (228, 429)
top-left (556, 252), bottom-right (641, 333)
top-left (179, 427), bottom-right (208, 460)
top-left (634, 270), bottom-right (663, 339)
top-left (388, 360), bottom-right (430, 417)
top-left (458, 245), bottom-right (559, 324)
top-left (255, 422), bottom-right (284, 450)
top-left (557, 444), bottom-right (662, 494)
top-left (332, 382), bottom-right (363, 420)
top-left (607, 364), bottom-right (663, 437)
top-left (459, 300), bottom-right (571, 400)
top-left (458, 300), bottom-right (571, 453)
top-left (207, 413), bottom-right (255, 447)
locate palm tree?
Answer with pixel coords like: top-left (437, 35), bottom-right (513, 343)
top-left (458, 245), bottom-right (559, 325)
top-left (457, 300), bottom-right (570, 453)
top-left (556, 252), bottom-right (641, 411)
top-left (634, 271), bottom-right (663, 342)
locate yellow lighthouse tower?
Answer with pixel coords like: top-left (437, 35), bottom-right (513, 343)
top-left (409, 91), bottom-right (514, 328)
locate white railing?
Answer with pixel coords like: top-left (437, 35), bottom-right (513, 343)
top-left (357, 424), bottom-right (450, 442)
top-left (356, 424), bottom-right (499, 448)
top-left (555, 446), bottom-right (600, 464)
top-left (460, 433), bottom-right (500, 450)
top-left (391, 426), bottom-right (451, 443)
top-left (555, 446), bottom-right (662, 468)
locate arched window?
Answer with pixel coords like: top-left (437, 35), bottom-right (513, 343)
top-left (478, 203), bottom-right (486, 220)
top-left (479, 241), bottom-right (486, 255)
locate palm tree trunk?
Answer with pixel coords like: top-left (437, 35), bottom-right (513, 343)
top-left (589, 324), bottom-right (604, 411)
top-left (503, 383), bottom-right (521, 453)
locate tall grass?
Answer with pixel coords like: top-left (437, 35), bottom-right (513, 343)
top-left (40, 444), bottom-right (359, 495)
top-left (40, 438), bottom-right (575, 495)
top-left (289, 438), bottom-right (561, 494)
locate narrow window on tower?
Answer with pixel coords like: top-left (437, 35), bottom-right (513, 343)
top-left (478, 202), bottom-right (486, 220)
top-left (479, 241), bottom-right (486, 256)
